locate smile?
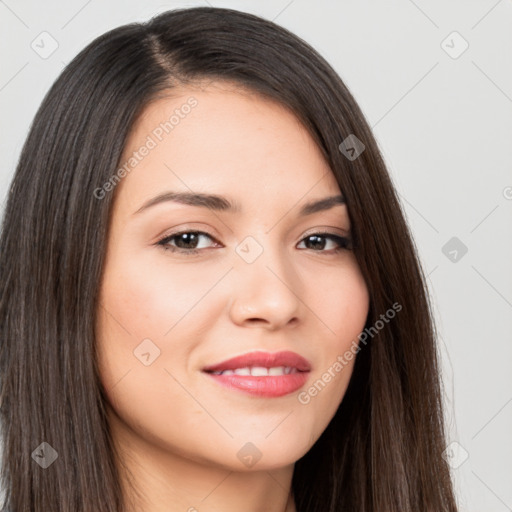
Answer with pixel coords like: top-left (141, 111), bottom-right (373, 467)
top-left (201, 350), bottom-right (312, 397)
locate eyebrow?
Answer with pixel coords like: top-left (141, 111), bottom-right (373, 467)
top-left (133, 191), bottom-right (346, 216)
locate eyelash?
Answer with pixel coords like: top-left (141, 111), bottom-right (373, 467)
top-left (155, 230), bottom-right (352, 256)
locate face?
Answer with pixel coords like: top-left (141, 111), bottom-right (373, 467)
top-left (96, 81), bottom-right (370, 473)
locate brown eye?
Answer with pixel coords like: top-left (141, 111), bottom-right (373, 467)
top-left (298, 233), bottom-right (352, 253)
top-left (156, 231), bottom-right (218, 254)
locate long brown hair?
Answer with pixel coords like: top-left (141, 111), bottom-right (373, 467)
top-left (0, 7), bottom-right (458, 511)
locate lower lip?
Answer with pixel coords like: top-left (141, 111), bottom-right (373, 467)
top-left (203, 371), bottom-right (310, 397)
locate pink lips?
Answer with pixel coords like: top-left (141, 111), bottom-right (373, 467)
top-left (202, 350), bottom-right (311, 398)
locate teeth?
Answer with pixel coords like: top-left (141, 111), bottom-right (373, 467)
top-left (211, 366), bottom-right (298, 376)
top-left (250, 366), bottom-right (268, 376)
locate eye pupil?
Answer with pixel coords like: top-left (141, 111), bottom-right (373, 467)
top-left (305, 235), bottom-right (326, 250)
top-left (175, 232), bottom-right (200, 249)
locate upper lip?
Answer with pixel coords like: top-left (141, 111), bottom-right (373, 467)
top-left (202, 350), bottom-right (312, 373)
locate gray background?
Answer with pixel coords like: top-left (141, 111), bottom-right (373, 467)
top-left (1, 1), bottom-right (511, 510)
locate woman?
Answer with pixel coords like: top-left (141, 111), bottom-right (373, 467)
top-left (0, 6), bottom-right (459, 512)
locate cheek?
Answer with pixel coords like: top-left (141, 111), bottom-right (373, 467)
top-left (98, 251), bottom-right (229, 341)
top-left (298, 260), bottom-right (369, 415)
top-left (94, 250), bottom-right (232, 404)
top-left (308, 257), bottom-right (370, 349)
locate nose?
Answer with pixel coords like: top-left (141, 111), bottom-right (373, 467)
top-left (228, 244), bottom-right (302, 330)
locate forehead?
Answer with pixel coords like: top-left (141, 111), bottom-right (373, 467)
top-left (114, 82), bottom-right (342, 216)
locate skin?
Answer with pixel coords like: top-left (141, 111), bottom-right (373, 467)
top-left (96, 81), bottom-right (370, 512)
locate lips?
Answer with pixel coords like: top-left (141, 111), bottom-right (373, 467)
top-left (202, 350), bottom-right (312, 374)
top-left (202, 350), bottom-right (312, 398)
